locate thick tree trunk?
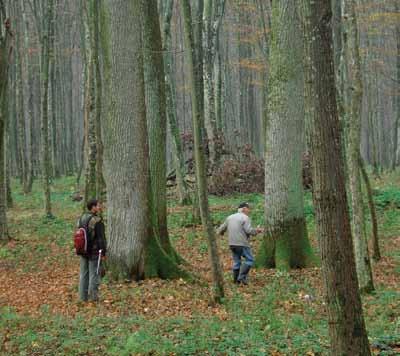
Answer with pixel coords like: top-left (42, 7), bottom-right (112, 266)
top-left (257, 0), bottom-right (315, 270)
top-left (181, 0), bottom-right (224, 303)
top-left (343, 0), bottom-right (374, 293)
top-left (302, 0), bottom-right (371, 353)
top-left (141, 0), bottom-right (185, 278)
top-left (101, 0), bottom-right (150, 281)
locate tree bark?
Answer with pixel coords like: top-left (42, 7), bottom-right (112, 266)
top-left (342, 0), bottom-right (374, 293)
top-left (40, 0), bottom-right (55, 218)
top-left (302, 0), bottom-right (371, 353)
top-left (0, 12), bottom-right (11, 241)
top-left (359, 154), bottom-right (380, 261)
top-left (162, 0), bottom-right (191, 206)
top-left (141, 0), bottom-right (185, 278)
top-left (180, 0), bottom-right (224, 303)
top-left (101, 0), bottom-right (150, 281)
top-left (257, 0), bottom-right (315, 270)
top-left (82, 0), bottom-right (97, 204)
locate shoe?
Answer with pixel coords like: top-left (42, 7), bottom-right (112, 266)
top-left (232, 269), bottom-right (240, 284)
top-left (237, 264), bottom-right (251, 285)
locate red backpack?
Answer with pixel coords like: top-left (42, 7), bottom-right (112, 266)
top-left (74, 214), bottom-right (94, 255)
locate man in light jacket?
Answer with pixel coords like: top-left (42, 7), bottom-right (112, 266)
top-left (217, 202), bottom-right (263, 285)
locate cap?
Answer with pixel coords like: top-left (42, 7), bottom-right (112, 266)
top-left (238, 202), bottom-right (250, 209)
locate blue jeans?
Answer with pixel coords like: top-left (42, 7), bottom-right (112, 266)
top-left (230, 246), bottom-right (254, 271)
top-left (79, 256), bottom-right (101, 301)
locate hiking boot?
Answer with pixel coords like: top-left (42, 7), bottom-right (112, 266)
top-left (232, 269), bottom-right (240, 284)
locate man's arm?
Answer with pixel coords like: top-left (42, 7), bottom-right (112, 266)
top-left (95, 221), bottom-right (107, 256)
top-left (242, 216), bottom-right (258, 236)
top-left (216, 220), bottom-right (228, 235)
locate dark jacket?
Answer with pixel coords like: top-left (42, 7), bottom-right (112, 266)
top-left (78, 213), bottom-right (107, 257)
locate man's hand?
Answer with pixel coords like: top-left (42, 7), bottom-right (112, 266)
top-left (256, 226), bottom-right (264, 234)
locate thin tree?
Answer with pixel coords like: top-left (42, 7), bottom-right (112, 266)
top-left (162, 0), bottom-right (191, 206)
top-left (302, 0), bottom-right (371, 353)
top-left (0, 3), bottom-right (12, 241)
top-left (180, 0), bottom-right (224, 303)
top-left (257, 0), bottom-right (315, 270)
top-left (82, 0), bottom-right (97, 204)
top-left (40, 0), bottom-right (55, 218)
top-left (342, 0), bottom-right (374, 293)
top-left (359, 154), bottom-right (380, 261)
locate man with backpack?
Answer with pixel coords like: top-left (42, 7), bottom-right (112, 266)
top-left (217, 202), bottom-right (263, 285)
top-left (77, 199), bottom-right (107, 302)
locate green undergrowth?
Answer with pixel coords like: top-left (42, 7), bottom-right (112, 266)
top-left (1, 174), bottom-right (399, 355)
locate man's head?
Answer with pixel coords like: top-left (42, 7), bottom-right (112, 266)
top-left (87, 198), bottom-right (102, 214)
top-left (238, 202), bottom-right (250, 215)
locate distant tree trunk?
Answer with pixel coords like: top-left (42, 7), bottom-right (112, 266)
top-left (82, 0), bottom-right (96, 203)
top-left (180, 0), bottom-right (224, 303)
top-left (162, 0), bottom-right (191, 206)
top-left (6, 154), bottom-right (12, 208)
top-left (41, 0), bottom-right (55, 218)
top-left (14, 7), bottom-right (29, 194)
top-left (202, 0), bottom-right (218, 169)
top-left (359, 154), bottom-right (380, 261)
top-left (141, 0), bottom-right (185, 278)
top-left (93, 0), bottom-right (105, 199)
top-left (257, 0), bottom-right (315, 270)
top-left (101, 0), bottom-right (149, 281)
top-left (0, 10), bottom-right (12, 241)
top-left (302, 0), bottom-right (371, 353)
top-left (342, 0), bottom-right (374, 293)
top-left (393, 3), bottom-right (400, 170)
top-left (21, 0), bottom-right (34, 191)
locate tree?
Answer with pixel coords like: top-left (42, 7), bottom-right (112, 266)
top-left (342, 0), bottom-right (374, 293)
top-left (0, 3), bottom-right (12, 241)
top-left (161, 0), bottom-right (191, 206)
top-left (141, 0), bottom-right (185, 278)
top-left (40, 0), bottom-right (55, 218)
top-left (302, 0), bottom-right (371, 353)
top-left (82, 0), bottom-right (96, 204)
top-left (202, 0), bottom-right (225, 169)
top-left (180, 0), bottom-right (224, 303)
top-left (257, 0), bottom-right (315, 270)
top-left (101, 0), bottom-right (150, 280)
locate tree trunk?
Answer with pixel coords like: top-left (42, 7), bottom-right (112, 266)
top-left (40, 0), bottom-right (55, 218)
top-left (302, 0), bottom-right (371, 353)
top-left (162, 0), bottom-right (191, 206)
top-left (393, 2), bottom-right (400, 170)
top-left (342, 0), bottom-right (374, 293)
top-left (101, 0), bottom-right (150, 281)
top-left (257, 0), bottom-right (315, 270)
top-left (141, 0), bottom-right (186, 278)
top-left (202, 0), bottom-right (218, 169)
top-left (82, 0), bottom-right (97, 203)
top-left (91, 0), bottom-right (105, 199)
top-left (359, 154), bottom-right (380, 261)
top-left (180, 0), bottom-right (224, 303)
top-left (0, 10), bottom-right (12, 241)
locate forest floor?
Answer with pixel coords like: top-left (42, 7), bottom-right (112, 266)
top-left (0, 175), bottom-right (399, 355)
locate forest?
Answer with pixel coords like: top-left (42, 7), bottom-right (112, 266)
top-left (0, 0), bottom-right (399, 355)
